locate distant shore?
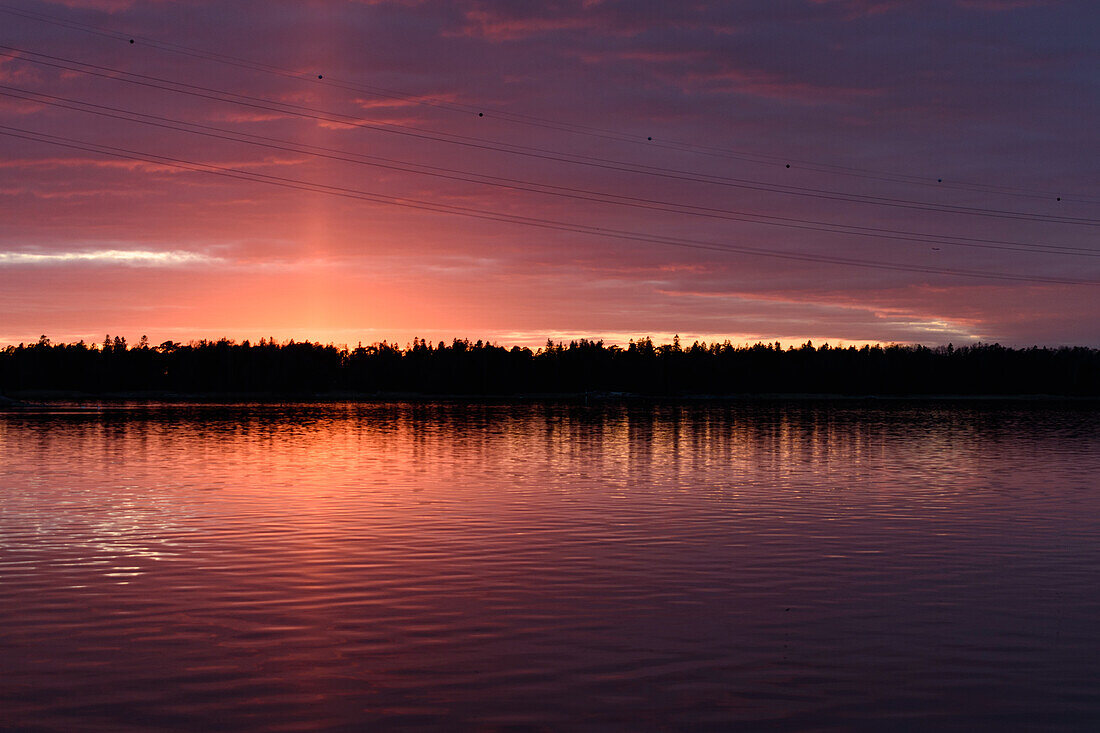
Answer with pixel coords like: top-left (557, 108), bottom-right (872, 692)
top-left (3, 390), bottom-right (1098, 409)
top-left (4, 339), bottom-right (1097, 400)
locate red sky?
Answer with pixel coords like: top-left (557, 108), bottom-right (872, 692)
top-left (0, 0), bottom-right (1097, 348)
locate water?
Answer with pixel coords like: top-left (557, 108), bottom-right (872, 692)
top-left (2, 401), bottom-right (1099, 731)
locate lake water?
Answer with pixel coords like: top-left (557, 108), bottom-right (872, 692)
top-left (2, 401), bottom-right (1099, 731)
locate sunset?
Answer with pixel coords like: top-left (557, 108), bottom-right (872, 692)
top-left (2, 1), bottom-right (1099, 731)
top-left (1, 0), bottom-right (1096, 348)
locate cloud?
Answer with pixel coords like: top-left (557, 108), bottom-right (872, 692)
top-left (956, 0), bottom-right (1056, 10)
top-left (0, 185), bottom-right (145, 199)
top-left (42, 0), bottom-right (162, 12)
top-left (808, 0), bottom-right (906, 19)
top-left (1, 0), bottom-right (1095, 347)
top-left (353, 0), bottom-right (429, 6)
top-left (0, 54), bottom-right (44, 85)
top-left (0, 155), bottom-right (310, 173)
top-left (676, 68), bottom-right (881, 103)
top-left (448, 8), bottom-right (597, 41)
top-left (209, 111), bottom-right (295, 124)
top-left (354, 92), bottom-right (460, 110)
top-left (0, 249), bottom-right (222, 267)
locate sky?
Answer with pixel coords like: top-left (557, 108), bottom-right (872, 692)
top-left (0, 0), bottom-right (1097, 348)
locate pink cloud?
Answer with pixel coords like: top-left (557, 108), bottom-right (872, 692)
top-left (354, 92), bottom-right (460, 111)
top-left (678, 67), bottom-right (880, 103)
top-left (0, 185), bottom-right (148, 199)
top-left (0, 55), bottom-right (42, 84)
top-left (808, 0), bottom-right (906, 19)
top-left (574, 48), bottom-right (708, 65)
top-left (0, 155), bottom-right (309, 172)
top-left (448, 8), bottom-right (614, 41)
top-left (352, 0), bottom-right (428, 6)
top-left (209, 111), bottom-right (295, 124)
top-left (0, 97), bottom-right (47, 115)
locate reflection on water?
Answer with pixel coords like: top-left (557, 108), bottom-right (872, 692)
top-left (2, 402), bottom-right (1099, 730)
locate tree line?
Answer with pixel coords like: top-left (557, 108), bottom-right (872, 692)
top-left (1, 335), bottom-right (1098, 397)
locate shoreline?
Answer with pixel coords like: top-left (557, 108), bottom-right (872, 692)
top-left (3, 390), bottom-right (1098, 409)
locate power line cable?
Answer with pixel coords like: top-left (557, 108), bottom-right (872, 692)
top-left (1, 123), bottom-right (1095, 286)
top-left (1, 45), bottom-right (1096, 228)
top-left (2, 84), bottom-right (1095, 259)
top-left (0, 1), bottom-right (1093, 205)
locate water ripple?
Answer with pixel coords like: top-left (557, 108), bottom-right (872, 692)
top-left (2, 402), bottom-right (1099, 730)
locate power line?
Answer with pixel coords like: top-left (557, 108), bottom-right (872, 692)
top-left (2, 84), bottom-right (1096, 259)
top-left (0, 1), bottom-right (1094, 205)
top-left (1, 123), bottom-right (1095, 286)
top-left (1, 44), bottom-right (1096, 228)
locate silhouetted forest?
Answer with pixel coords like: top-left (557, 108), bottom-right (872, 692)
top-left (1, 335), bottom-right (1098, 398)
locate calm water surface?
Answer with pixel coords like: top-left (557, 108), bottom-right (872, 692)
top-left (2, 402), bottom-right (1099, 731)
